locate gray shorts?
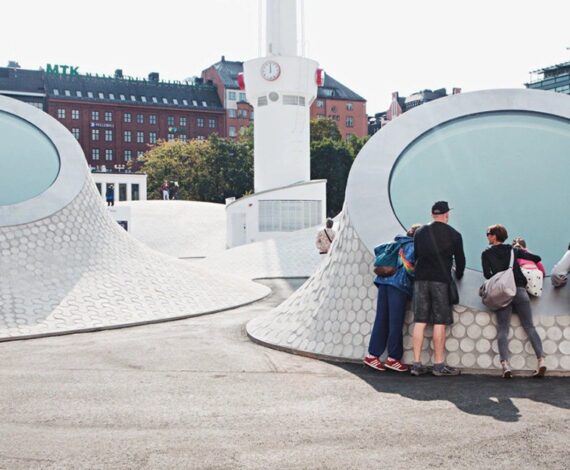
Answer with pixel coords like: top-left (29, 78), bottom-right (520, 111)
top-left (413, 280), bottom-right (453, 325)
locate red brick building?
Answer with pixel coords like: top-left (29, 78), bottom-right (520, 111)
top-left (202, 57), bottom-right (367, 139)
top-left (0, 66), bottom-right (226, 170)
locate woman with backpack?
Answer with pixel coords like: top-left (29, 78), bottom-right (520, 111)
top-left (363, 224), bottom-right (420, 373)
top-left (481, 224), bottom-right (546, 379)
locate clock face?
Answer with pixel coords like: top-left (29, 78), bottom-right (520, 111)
top-left (261, 61), bottom-right (281, 81)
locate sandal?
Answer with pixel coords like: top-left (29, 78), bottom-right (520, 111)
top-left (532, 358), bottom-right (547, 378)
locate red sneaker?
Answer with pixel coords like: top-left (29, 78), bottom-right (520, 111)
top-left (384, 357), bottom-right (409, 372)
top-left (363, 355), bottom-right (385, 371)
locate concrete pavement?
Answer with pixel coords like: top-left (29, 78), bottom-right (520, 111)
top-left (1, 279), bottom-right (569, 469)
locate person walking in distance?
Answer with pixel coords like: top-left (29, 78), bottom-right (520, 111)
top-left (316, 219), bottom-right (336, 254)
top-left (410, 201), bottom-right (466, 376)
top-left (105, 184), bottom-right (114, 207)
top-left (160, 180), bottom-right (170, 200)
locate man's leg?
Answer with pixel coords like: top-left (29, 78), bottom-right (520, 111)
top-left (412, 322), bottom-right (426, 363)
top-left (432, 324), bottom-right (446, 364)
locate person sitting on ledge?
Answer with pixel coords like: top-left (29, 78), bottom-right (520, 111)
top-left (482, 224), bottom-right (546, 378)
top-left (551, 242), bottom-right (570, 288)
top-left (315, 218), bottom-right (336, 255)
top-left (363, 224), bottom-right (420, 373)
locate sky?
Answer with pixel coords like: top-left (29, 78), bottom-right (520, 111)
top-left (2, 0), bottom-right (570, 113)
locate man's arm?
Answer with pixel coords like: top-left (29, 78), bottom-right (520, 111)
top-left (454, 233), bottom-right (466, 280)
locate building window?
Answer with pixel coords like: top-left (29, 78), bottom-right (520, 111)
top-left (149, 114), bottom-right (157, 125)
top-left (131, 95), bottom-right (136, 102)
top-left (239, 92), bottom-right (247, 101)
top-left (162, 98), bottom-right (168, 104)
top-left (104, 111), bottom-right (113, 122)
top-left (152, 97), bottom-right (158, 103)
top-left (197, 118), bottom-right (204, 128)
top-left (180, 117), bottom-right (187, 126)
top-left (64, 90), bottom-right (71, 97)
top-left (72, 128), bottom-right (80, 140)
top-left (131, 184), bottom-right (140, 201)
top-left (238, 109), bottom-right (248, 118)
top-left (149, 132), bottom-right (157, 144)
top-left (250, 111), bottom-right (254, 120)
top-left (182, 99), bottom-right (188, 106)
top-left (180, 134), bottom-right (187, 142)
top-left (124, 150), bottom-right (132, 162)
top-left (192, 100), bottom-right (198, 106)
top-left (228, 109), bottom-right (236, 118)
top-left (91, 111), bottom-right (99, 121)
top-left (228, 91), bottom-right (236, 100)
top-left (87, 91), bottom-right (94, 98)
top-left (98, 92), bottom-right (105, 99)
top-left (331, 105), bottom-right (337, 113)
top-left (91, 129), bottom-right (100, 141)
top-left (109, 93), bottom-right (115, 100)
top-left (53, 89), bottom-right (59, 96)
top-left (173, 98), bottom-right (179, 105)
top-left (202, 101), bottom-right (207, 107)
top-left (104, 130), bottom-right (113, 142)
top-left (167, 116), bottom-right (175, 126)
top-left (92, 148), bottom-right (100, 160)
top-left (136, 114), bottom-right (144, 124)
top-left (124, 130), bottom-right (132, 143)
top-left (76, 91), bottom-right (82, 98)
top-left (229, 126), bottom-right (237, 137)
top-left (119, 183), bottom-right (127, 201)
top-left (346, 116), bottom-right (354, 128)
top-left (137, 150), bottom-right (144, 158)
top-left (71, 109), bottom-right (79, 120)
top-left (124, 112), bottom-right (132, 123)
top-left (316, 100), bottom-right (324, 108)
top-left (141, 96), bottom-right (147, 103)
top-left (57, 108), bottom-right (66, 119)
top-left (259, 200), bottom-right (322, 232)
top-left (167, 134), bottom-right (175, 142)
top-left (346, 102), bottom-right (353, 111)
top-left (208, 118), bottom-right (216, 128)
top-left (136, 131), bottom-right (144, 144)
top-left (105, 149), bottom-right (113, 161)
top-left (120, 94), bottom-right (126, 101)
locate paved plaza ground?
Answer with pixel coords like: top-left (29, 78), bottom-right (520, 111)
top-left (1, 279), bottom-right (569, 469)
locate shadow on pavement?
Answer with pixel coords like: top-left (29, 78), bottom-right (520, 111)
top-left (333, 362), bottom-right (570, 423)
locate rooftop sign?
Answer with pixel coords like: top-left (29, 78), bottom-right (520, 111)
top-left (46, 64), bottom-right (79, 76)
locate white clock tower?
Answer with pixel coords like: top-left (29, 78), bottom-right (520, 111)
top-left (226, 0), bottom-right (327, 248)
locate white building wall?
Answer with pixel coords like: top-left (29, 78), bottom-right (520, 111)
top-left (90, 172), bottom-right (147, 203)
top-left (226, 180), bottom-right (326, 248)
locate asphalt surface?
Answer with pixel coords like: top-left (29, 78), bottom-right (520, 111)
top-left (1, 279), bottom-right (569, 470)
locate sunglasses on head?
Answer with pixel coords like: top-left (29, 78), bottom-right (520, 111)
top-left (486, 232), bottom-right (492, 236)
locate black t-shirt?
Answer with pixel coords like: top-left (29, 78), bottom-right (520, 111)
top-left (481, 244), bottom-right (541, 287)
top-left (414, 222), bottom-right (466, 283)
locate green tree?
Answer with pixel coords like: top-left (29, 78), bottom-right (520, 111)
top-left (139, 139), bottom-right (206, 200)
top-left (192, 134), bottom-right (253, 203)
top-left (310, 138), bottom-right (353, 216)
top-left (345, 134), bottom-right (370, 159)
top-left (310, 118), bottom-right (341, 142)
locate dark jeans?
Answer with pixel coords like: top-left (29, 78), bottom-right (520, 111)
top-left (495, 287), bottom-right (543, 361)
top-left (368, 284), bottom-right (409, 360)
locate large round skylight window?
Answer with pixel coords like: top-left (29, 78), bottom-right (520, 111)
top-left (0, 96), bottom-right (87, 227)
top-left (0, 111), bottom-right (60, 205)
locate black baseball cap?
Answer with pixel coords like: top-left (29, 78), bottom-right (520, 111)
top-left (431, 201), bottom-right (452, 215)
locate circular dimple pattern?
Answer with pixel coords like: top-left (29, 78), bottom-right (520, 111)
top-left (247, 208), bottom-right (570, 372)
top-left (0, 181), bottom-right (269, 339)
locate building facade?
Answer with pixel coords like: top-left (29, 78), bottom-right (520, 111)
top-left (202, 56), bottom-right (367, 139)
top-left (526, 60), bottom-right (570, 94)
top-left (0, 64), bottom-right (226, 172)
top-left (368, 87), bottom-right (461, 135)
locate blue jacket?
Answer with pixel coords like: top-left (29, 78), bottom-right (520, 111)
top-left (374, 235), bottom-right (416, 297)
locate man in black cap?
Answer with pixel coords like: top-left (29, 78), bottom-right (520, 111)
top-left (410, 201), bottom-right (466, 376)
